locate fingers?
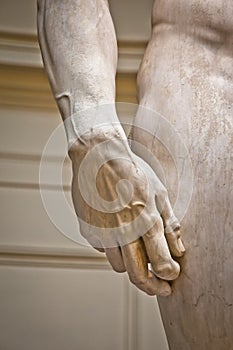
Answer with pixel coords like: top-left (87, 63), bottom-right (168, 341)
top-left (157, 191), bottom-right (185, 257)
top-left (121, 239), bottom-right (172, 296)
top-left (105, 247), bottom-right (126, 273)
top-left (143, 218), bottom-right (180, 281)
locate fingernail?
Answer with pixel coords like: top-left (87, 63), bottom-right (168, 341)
top-left (178, 239), bottom-right (186, 253)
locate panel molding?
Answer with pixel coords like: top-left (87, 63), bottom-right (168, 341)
top-left (0, 31), bottom-right (142, 109)
top-left (0, 152), bottom-right (71, 190)
top-left (0, 64), bottom-right (138, 109)
top-left (0, 31), bottom-right (147, 73)
top-left (118, 41), bottom-right (146, 73)
top-left (0, 245), bottom-right (109, 269)
top-left (0, 31), bottom-right (43, 68)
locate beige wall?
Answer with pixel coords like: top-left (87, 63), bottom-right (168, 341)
top-left (0, 0), bottom-right (153, 40)
top-left (0, 1), bottom-right (169, 349)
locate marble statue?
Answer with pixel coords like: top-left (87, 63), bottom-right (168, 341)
top-left (37, 0), bottom-right (233, 349)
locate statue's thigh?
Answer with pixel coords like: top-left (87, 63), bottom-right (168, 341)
top-left (156, 123), bottom-right (233, 350)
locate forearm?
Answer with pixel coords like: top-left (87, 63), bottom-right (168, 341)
top-left (37, 0), bottom-right (118, 121)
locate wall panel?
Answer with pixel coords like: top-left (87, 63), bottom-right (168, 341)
top-left (0, 266), bottom-right (128, 350)
top-left (0, 1), bottom-right (169, 347)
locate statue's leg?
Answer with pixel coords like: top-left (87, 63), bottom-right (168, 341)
top-left (37, 0), bottom-right (117, 120)
top-left (133, 0), bottom-right (233, 349)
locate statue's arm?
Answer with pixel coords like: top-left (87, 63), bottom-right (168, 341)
top-left (37, 0), bottom-right (117, 119)
top-left (37, 0), bottom-right (184, 296)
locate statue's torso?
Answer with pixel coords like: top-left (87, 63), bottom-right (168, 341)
top-left (153, 0), bottom-right (233, 33)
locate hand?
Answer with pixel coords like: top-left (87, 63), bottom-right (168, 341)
top-left (69, 125), bottom-right (185, 296)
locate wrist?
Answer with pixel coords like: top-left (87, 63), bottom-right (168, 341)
top-left (63, 103), bottom-right (124, 148)
top-left (68, 123), bottom-right (130, 161)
